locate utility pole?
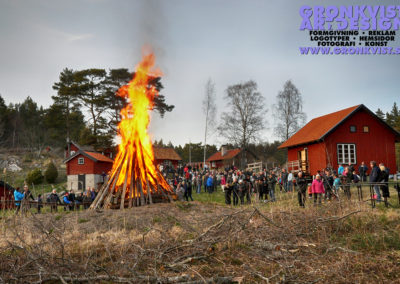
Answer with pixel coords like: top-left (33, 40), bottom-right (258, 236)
top-left (189, 140), bottom-right (192, 164)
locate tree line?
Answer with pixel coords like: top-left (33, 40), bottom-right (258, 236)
top-left (0, 68), bottom-right (174, 154)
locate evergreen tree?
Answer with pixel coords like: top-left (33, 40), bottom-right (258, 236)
top-left (44, 162), bottom-right (58, 183)
top-left (52, 68), bottom-right (81, 142)
top-left (376, 108), bottom-right (385, 120)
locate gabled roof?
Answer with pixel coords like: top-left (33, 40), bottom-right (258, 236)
top-left (66, 141), bottom-right (95, 152)
top-left (84, 151), bottom-right (113, 163)
top-left (153, 147), bottom-right (182, 161)
top-left (207, 148), bottom-right (241, 162)
top-left (64, 150), bottom-right (113, 163)
top-left (278, 104), bottom-right (400, 149)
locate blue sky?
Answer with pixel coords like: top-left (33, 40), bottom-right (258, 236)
top-left (0, 0), bottom-right (399, 146)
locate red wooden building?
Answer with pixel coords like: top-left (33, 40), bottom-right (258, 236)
top-left (65, 150), bottom-right (113, 191)
top-left (278, 104), bottom-right (400, 175)
top-left (153, 147), bottom-right (182, 169)
top-left (207, 146), bottom-right (259, 169)
top-left (0, 181), bottom-right (16, 209)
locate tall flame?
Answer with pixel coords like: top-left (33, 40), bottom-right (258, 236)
top-left (109, 52), bottom-right (171, 199)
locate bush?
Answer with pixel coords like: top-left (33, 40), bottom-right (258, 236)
top-left (26, 168), bottom-right (44, 185)
top-left (44, 162), bottom-right (58, 183)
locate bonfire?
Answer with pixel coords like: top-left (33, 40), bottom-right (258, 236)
top-left (91, 52), bottom-right (175, 209)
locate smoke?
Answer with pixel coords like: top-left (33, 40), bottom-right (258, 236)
top-left (136, 0), bottom-right (167, 68)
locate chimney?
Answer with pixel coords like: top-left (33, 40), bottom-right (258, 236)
top-left (221, 145), bottom-right (227, 157)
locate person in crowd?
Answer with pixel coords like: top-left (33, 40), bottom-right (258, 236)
top-left (338, 164), bottom-right (345, 176)
top-left (176, 182), bottom-right (185, 201)
top-left (14, 187), bottom-right (24, 215)
top-left (333, 174), bottom-right (341, 197)
top-left (379, 164), bottom-right (390, 207)
top-left (196, 174), bottom-right (202, 194)
top-left (232, 177), bottom-right (239, 206)
top-left (347, 162), bottom-right (354, 175)
top-left (244, 175), bottom-right (251, 204)
top-left (287, 171), bottom-right (293, 192)
top-left (22, 185), bottom-right (35, 213)
top-left (90, 187), bottom-right (97, 202)
top-left (312, 174), bottom-right (325, 205)
top-left (322, 170), bottom-right (334, 201)
top-left (68, 189), bottom-right (76, 211)
top-left (83, 191), bottom-right (92, 209)
top-left (225, 173), bottom-right (233, 205)
top-left (238, 179), bottom-right (246, 205)
top-left (281, 169), bottom-right (288, 192)
top-left (262, 176), bottom-right (268, 201)
top-left (370, 161), bottom-right (381, 202)
top-left (184, 179), bottom-right (193, 201)
top-left (75, 192), bottom-right (83, 210)
top-left (63, 192), bottom-right (73, 211)
top-left (202, 173), bottom-right (208, 193)
top-left (267, 173), bottom-right (276, 202)
top-left (295, 171), bottom-right (307, 207)
top-left (37, 194), bottom-right (43, 213)
top-left (343, 166), bottom-right (352, 199)
top-left (358, 161), bottom-right (368, 182)
top-left (206, 174), bottom-right (214, 194)
top-left (256, 177), bottom-right (263, 201)
top-left (220, 174), bottom-right (226, 192)
top-left (49, 189), bottom-right (62, 212)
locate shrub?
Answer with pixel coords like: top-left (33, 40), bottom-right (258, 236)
top-left (44, 162), bottom-right (58, 183)
top-left (26, 168), bottom-right (44, 185)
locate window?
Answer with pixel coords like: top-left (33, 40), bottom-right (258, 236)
top-left (78, 157), bottom-right (85, 165)
top-left (350, 125), bottom-right (357, 133)
top-left (337, 144), bottom-right (356, 164)
top-left (363, 126), bottom-right (369, 133)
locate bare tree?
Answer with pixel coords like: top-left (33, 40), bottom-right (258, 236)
top-left (202, 79), bottom-right (217, 168)
top-left (274, 80), bottom-right (306, 141)
top-left (218, 80), bottom-right (266, 155)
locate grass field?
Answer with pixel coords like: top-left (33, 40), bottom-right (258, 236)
top-left (1, 183), bottom-right (400, 283)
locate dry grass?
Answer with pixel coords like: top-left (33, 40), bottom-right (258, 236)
top-left (0, 196), bottom-right (400, 283)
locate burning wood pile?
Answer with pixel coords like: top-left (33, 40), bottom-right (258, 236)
top-left (91, 53), bottom-right (175, 209)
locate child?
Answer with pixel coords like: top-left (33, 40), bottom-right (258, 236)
top-left (333, 174), bottom-right (341, 197)
top-left (312, 174), bottom-right (325, 205)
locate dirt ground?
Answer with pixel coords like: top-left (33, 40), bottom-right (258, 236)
top-left (0, 198), bottom-right (400, 283)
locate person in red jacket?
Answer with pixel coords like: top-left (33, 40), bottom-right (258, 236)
top-left (312, 174), bottom-right (325, 205)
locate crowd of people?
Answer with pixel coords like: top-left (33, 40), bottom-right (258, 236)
top-left (13, 185), bottom-right (99, 214)
top-left (165, 160), bottom-right (395, 208)
top-left (11, 160), bottom-right (396, 214)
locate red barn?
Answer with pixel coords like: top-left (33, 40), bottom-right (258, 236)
top-left (278, 104), bottom-right (400, 175)
top-left (65, 150), bottom-right (113, 191)
top-left (0, 181), bottom-right (15, 209)
top-left (153, 147), bottom-right (182, 169)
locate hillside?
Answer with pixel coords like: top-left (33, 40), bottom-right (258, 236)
top-left (0, 147), bottom-right (67, 193)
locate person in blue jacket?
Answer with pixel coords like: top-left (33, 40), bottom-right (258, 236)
top-left (63, 192), bottom-right (73, 211)
top-left (14, 187), bottom-right (24, 215)
top-left (206, 175), bottom-right (214, 194)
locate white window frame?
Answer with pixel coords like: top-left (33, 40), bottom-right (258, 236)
top-left (78, 157), bottom-right (85, 165)
top-left (337, 144), bottom-right (356, 165)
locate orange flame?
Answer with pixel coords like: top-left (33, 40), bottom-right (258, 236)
top-left (110, 52), bottom-right (171, 199)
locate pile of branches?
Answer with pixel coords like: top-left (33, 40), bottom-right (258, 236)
top-left (0, 201), bottom-right (398, 283)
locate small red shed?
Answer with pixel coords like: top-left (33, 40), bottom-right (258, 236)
top-left (278, 104), bottom-right (400, 175)
top-left (207, 146), bottom-right (259, 169)
top-left (153, 147), bottom-right (182, 170)
top-left (0, 181), bottom-right (16, 209)
top-left (65, 150), bottom-right (113, 191)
